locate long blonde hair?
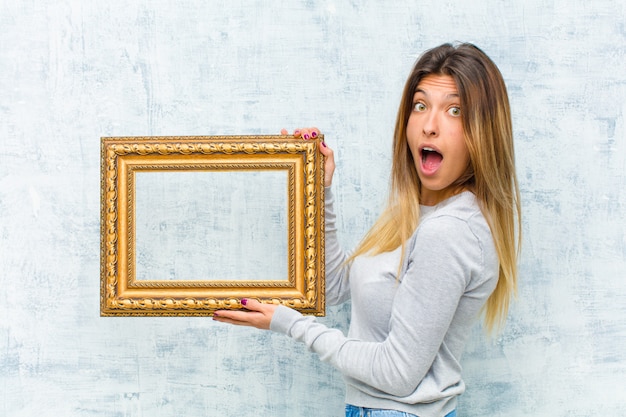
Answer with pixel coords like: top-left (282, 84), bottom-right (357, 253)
top-left (350, 43), bottom-right (521, 333)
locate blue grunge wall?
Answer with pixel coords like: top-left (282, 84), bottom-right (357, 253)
top-left (1, 1), bottom-right (625, 416)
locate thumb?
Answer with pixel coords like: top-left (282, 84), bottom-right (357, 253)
top-left (241, 298), bottom-right (264, 311)
top-left (318, 142), bottom-right (335, 187)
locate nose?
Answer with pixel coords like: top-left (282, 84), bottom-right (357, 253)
top-left (422, 111), bottom-right (439, 137)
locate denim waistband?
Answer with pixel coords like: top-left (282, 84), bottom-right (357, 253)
top-left (345, 404), bottom-right (457, 417)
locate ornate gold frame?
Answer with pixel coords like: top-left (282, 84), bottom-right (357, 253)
top-left (101, 135), bottom-right (325, 316)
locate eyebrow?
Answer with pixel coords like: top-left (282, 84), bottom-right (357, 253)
top-left (414, 88), bottom-right (460, 99)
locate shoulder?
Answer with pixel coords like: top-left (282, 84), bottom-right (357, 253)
top-left (419, 192), bottom-right (492, 242)
top-left (402, 192), bottom-right (499, 291)
top-left (409, 192), bottom-right (495, 268)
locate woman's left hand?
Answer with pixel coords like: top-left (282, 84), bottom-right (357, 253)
top-left (212, 299), bottom-right (278, 330)
top-left (281, 127), bottom-right (335, 187)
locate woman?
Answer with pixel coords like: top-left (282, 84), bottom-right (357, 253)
top-left (213, 42), bottom-right (521, 417)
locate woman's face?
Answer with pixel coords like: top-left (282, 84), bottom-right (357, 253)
top-left (406, 74), bottom-right (470, 206)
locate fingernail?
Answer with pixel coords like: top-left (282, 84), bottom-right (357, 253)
top-left (322, 141), bottom-right (327, 147)
top-left (213, 312), bottom-right (219, 317)
top-left (311, 131), bottom-right (317, 138)
top-left (303, 134), bottom-right (310, 140)
top-left (294, 129), bottom-right (301, 136)
top-left (241, 298), bottom-right (248, 306)
top-left (280, 128), bottom-right (288, 135)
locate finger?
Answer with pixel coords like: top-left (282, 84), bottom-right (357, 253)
top-left (319, 142), bottom-right (335, 187)
top-left (280, 128), bottom-right (288, 135)
top-left (214, 309), bottom-right (259, 322)
top-left (212, 309), bottom-right (263, 327)
top-left (319, 140), bottom-right (332, 155)
top-left (300, 128), bottom-right (311, 140)
top-left (240, 298), bottom-right (264, 312)
top-left (293, 129), bottom-right (302, 138)
top-left (310, 127), bottom-right (320, 139)
top-left (212, 298), bottom-right (276, 330)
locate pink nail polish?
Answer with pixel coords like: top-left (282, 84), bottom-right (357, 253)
top-left (311, 131), bottom-right (317, 138)
top-left (241, 298), bottom-right (248, 306)
top-left (303, 134), bottom-right (310, 140)
top-left (322, 141), bottom-right (327, 147)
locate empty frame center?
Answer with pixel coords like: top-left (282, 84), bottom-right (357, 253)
top-left (134, 170), bottom-right (289, 281)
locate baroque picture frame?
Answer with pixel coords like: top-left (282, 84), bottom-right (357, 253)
top-left (100, 135), bottom-right (325, 316)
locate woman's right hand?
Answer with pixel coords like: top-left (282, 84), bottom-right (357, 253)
top-left (281, 127), bottom-right (335, 187)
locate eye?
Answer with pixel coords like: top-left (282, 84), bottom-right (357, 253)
top-left (448, 106), bottom-right (461, 117)
top-left (413, 102), bottom-right (427, 112)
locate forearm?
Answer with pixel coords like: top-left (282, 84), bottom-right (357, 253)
top-left (324, 187), bottom-right (351, 305)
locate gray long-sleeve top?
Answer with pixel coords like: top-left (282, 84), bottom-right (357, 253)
top-left (270, 188), bottom-right (499, 417)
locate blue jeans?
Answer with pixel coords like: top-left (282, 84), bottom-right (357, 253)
top-left (345, 404), bottom-right (457, 417)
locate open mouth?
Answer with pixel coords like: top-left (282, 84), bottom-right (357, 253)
top-left (420, 147), bottom-right (443, 173)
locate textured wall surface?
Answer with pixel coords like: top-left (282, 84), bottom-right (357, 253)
top-left (1, 1), bottom-right (625, 416)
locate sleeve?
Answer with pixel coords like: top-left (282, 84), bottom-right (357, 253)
top-left (270, 215), bottom-right (481, 397)
top-left (323, 187), bottom-right (351, 305)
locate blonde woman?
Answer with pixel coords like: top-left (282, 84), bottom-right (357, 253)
top-left (214, 42), bottom-right (521, 417)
